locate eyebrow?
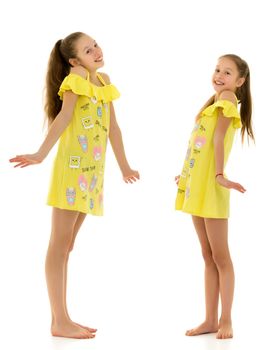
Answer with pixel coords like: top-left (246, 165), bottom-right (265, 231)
top-left (216, 66), bottom-right (234, 72)
top-left (83, 41), bottom-right (97, 52)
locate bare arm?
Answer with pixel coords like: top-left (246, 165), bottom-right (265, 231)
top-left (214, 91), bottom-right (246, 193)
top-left (109, 102), bottom-right (139, 183)
top-left (98, 72), bottom-right (139, 183)
top-left (10, 91), bottom-right (78, 167)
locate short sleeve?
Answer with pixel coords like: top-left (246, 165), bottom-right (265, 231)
top-left (58, 73), bottom-right (120, 103)
top-left (201, 99), bottom-right (242, 129)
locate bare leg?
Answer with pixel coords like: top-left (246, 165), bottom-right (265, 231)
top-left (204, 218), bottom-right (234, 339)
top-left (186, 216), bottom-right (219, 336)
top-left (63, 212), bottom-right (97, 333)
top-left (46, 208), bottom-right (94, 339)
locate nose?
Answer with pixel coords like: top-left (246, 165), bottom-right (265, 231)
top-left (94, 47), bottom-right (102, 58)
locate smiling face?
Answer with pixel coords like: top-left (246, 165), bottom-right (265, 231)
top-left (212, 57), bottom-right (245, 94)
top-left (71, 34), bottom-right (104, 70)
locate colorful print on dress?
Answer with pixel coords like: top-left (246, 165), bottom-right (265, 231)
top-left (66, 187), bottom-right (76, 206)
top-left (78, 174), bottom-right (88, 192)
top-left (189, 159), bottom-right (195, 168)
top-left (93, 146), bottom-right (102, 161)
top-left (89, 198), bottom-right (94, 210)
top-left (185, 147), bottom-right (191, 160)
top-left (97, 106), bottom-right (102, 117)
top-left (192, 123), bottom-right (200, 133)
top-left (194, 136), bottom-right (206, 149)
top-left (69, 156), bottom-right (81, 169)
top-left (91, 97), bottom-right (97, 104)
top-left (78, 135), bottom-right (88, 152)
top-left (89, 175), bottom-right (98, 192)
top-left (82, 116), bottom-right (94, 129)
top-left (93, 134), bottom-right (100, 142)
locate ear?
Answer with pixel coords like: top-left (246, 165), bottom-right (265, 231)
top-left (69, 57), bottom-right (80, 67)
top-left (236, 77), bottom-right (245, 88)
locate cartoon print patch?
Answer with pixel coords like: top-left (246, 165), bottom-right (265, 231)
top-left (189, 159), bottom-right (195, 168)
top-left (78, 135), bottom-right (88, 152)
top-left (89, 175), bottom-right (98, 192)
top-left (69, 156), bottom-right (81, 169)
top-left (194, 136), bottom-right (206, 149)
top-left (91, 97), bottom-right (97, 104)
top-left (97, 106), bottom-right (102, 117)
top-left (82, 116), bottom-right (94, 129)
top-left (66, 188), bottom-right (76, 206)
top-left (185, 147), bottom-right (191, 160)
top-left (89, 198), bottom-right (94, 210)
top-left (93, 146), bottom-right (102, 161)
top-left (78, 174), bottom-right (88, 192)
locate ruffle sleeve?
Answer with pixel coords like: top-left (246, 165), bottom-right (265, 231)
top-left (201, 99), bottom-right (242, 129)
top-left (58, 73), bottom-right (120, 103)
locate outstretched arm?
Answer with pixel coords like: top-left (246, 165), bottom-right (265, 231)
top-left (10, 91), bottom-right (78, 168)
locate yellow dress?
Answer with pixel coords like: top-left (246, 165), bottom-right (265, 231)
top-left (175, 99), bottom-right (242, 218)
top-left (47, 72), bottom-right (120, 215)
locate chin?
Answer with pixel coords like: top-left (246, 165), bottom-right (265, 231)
top-left (97, 61), bottom-right (105, 68)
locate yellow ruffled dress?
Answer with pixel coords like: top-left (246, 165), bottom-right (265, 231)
top-left (47, 72), bottom-right (120, 215)
top-left (175, 99), bottom-right (242, 218)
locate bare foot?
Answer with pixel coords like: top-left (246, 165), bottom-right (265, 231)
top-left (185, 321), bottom-right (218, 336)
top-left (51, 321), bottom-right (95, 339)
top-left (216, 322), bottom-right (233, 339)
top-left (75, 323), bottom-right (97, 333)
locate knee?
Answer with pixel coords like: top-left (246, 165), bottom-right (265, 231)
top-left (212, 253), bottom-right (232, 269)
top-left (201, 249), bottom-right (215, 266)
top-left (49, 231), bottom-right (74, 257)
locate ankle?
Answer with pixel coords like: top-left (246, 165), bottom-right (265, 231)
top-left (219, 317), bottom-right (232, 325)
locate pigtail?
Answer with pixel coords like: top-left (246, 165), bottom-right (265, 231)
top-left (237, 72), bottom-right (254, 143)
top-left (220, 54), bottom-right (255, 144)
top-left (44, 40), bottom-right (71, 127)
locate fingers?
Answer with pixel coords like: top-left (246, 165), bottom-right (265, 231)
top-left (124, 176), bottom-right (138, 184)
top-left (234, 183), bottom-right (246, 193)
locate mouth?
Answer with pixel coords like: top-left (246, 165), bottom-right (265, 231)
top-left (94, 56), bottom-right (103, 63)
top-left (214, 80), bottom-right (224, 86)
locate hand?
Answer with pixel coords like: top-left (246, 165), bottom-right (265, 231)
top-left (216, 175), bottom-right (246, 193)
top-left (175, 175), bottom-right (180, 185)
top-left (123, 169), bottom-right (140, 184)
top-left (9, 152), bottom-right (44, 168)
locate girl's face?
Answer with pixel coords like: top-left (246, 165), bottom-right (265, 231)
top-left (71, 34), bottom-right (104, 71)
top-left (212, 57), bottom-right (245, 94)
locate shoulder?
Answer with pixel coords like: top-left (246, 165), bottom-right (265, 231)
top-left (70, 66), bottom-right (88, 79)
top-left (217, 90), bottom-right (237, 105)
top-left (98, 72), bottom-right (111, 84)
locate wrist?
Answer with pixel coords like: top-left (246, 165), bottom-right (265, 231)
top-left (215, 173), bottom-right (224, 179)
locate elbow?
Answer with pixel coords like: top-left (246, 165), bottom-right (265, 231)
top-left (109, 123), bottom-right (121, 138)
top-left (213, 133), bottom-right (224, 146)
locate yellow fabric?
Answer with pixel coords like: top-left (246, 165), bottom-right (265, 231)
top-left (47, 73), bottom-right (120, 215)
top-left (175, 99), bottom-right (241, 218)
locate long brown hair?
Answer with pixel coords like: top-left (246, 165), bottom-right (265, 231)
top-left (196, 54), bottom-right (254, 143)
top-left (44, 32), bottom-right (85, 127)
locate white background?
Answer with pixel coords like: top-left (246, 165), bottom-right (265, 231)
top-left (1, 0), bottom-right (279, 349)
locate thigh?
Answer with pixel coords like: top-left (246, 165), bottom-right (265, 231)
top-left (69, 212), bottom-right (87, 249)
top-left (192, 215), bottom-right (212, 253)
top-left (204, 218), bottom-right (230, 257)
top-left (50, 208), bottom-right (81, 245)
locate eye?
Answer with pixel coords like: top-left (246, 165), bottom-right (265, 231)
top-left (226, 71), bottom-right (231, 75)
top-left (215, 68), bottom-right (220, 73)
top-left (94, 43), bottom-right (98, 47)
top-left (86, 48), bottom-right (92, 54)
